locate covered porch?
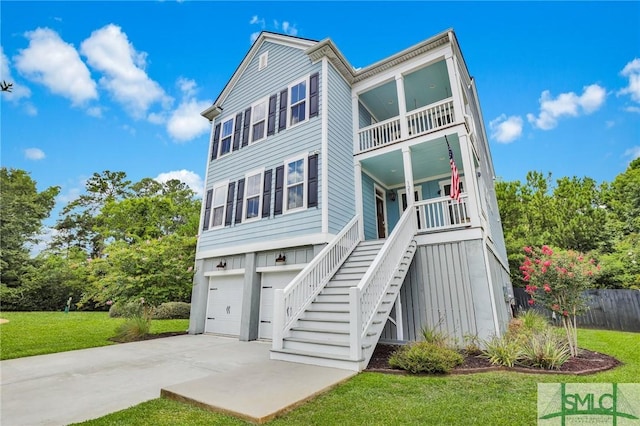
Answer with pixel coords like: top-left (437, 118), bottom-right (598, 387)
top-left (356, 133), bottom-right (479, 241)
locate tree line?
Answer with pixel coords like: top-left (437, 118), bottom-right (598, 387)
top-left (1, 159), bottom-right (638, 311)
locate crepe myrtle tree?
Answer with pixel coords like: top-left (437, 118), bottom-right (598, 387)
top-left (520, 245), bottom-right (601, 357)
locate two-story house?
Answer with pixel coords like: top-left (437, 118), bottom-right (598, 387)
top-left (189, 29), bottom-right (514, 371)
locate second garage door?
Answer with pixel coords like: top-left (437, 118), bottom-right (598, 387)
top-left (204, 275), bottom-right (244, 336)
top-left (259, 271), bottom-right (299, 340)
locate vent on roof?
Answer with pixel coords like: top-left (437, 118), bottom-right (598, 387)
top-left (259, 52), bottom-right (268, 71)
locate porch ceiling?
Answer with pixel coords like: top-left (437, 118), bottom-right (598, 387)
top-left (360, 135), bottom-right (463, 188)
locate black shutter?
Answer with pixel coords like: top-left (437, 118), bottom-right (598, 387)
top-left (262, 169), bottom-right (272, 218)
top-left (224, 182), bottom-right (235, 226)
top-left (267, 94), bottom-right (277, 136)
top-left (309, 72), bottom-right (319, 118)
top-left (274, 166), bottom-right (284, 215)
top-left (232, 112), bottom-right (243, 151)
top-left (308, 154), bottom-right (318, 208)
top-left (235, 178), bottom-right (245, 224)
top-left (211, 123), bottom-right (221, 160)
top-left (242, 108), bottom-right (251, 147)
top-left (203, 189), bottom-right (213, 230)
top-left (278, 89), bottom-right (288, 132)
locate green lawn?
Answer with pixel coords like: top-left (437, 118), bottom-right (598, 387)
top-left (73, 328), bottom-right (639, 426)
top-left (0, 311), bottom-right (189, 360)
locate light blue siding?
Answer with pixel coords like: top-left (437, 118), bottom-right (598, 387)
top-left (361, 172), bottom-right (377, 240)
top-left (198, 41), bottom-right (323, 253)
top-left (358, 101), bottom-right (373, 129)
top-left (327, 62), bottom-right (356, 234)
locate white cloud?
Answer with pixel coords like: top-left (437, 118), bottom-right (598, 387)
top-left (605, 120), bottom-right (615, 128)
top-left (14, 28), bottom-right (97, 106)
top-left (249, 15), bottom-right (265, 27)
top-left (1, 46), bottom-right (32, 102)
top-left (527, 84), bottom-right (606, 130)
top-left (281, 21), bottom-right (298, 37)
top-left (80, 24), bottom-right (171, 119)
top-left (250, 15), bottom-right (298, 43)
top-left (624, 105), bottom-right (640, 114)
top-left (155, 170), bottom-right (203, 197)
top-left (57, 186), bottom-right (81, 204)
top-left (624, 146), bottom-right (640, 161)
top-left (489, 114), bottom-right (523, 143)
top-left (167, 98), bottom-right (211, 142)
top-left (250, 32), bottom-right (261, 44)
top-left (86, 106), bottom-right (102, 117)
top-left (618, 58), bottom-right (640, 103)
top-left (25, 147), bottom-right (45, 160)
top-left (28, 226), bottom-right (59, 256)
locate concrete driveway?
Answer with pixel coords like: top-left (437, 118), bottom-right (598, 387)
top-left (0, 334), bottom-right (355, 425)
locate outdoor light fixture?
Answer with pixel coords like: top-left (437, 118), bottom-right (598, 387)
top-left (216, 259), bottom-right (227, 270)
top-left (276, 253), bottom-right (286, 265)
top-left (388, 191), bottom-right (396, 202)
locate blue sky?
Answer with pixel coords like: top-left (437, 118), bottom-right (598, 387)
top-left (2, 1), bottom-right (639, 241)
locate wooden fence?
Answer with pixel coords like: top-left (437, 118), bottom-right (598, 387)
top-left (513, 288), bottom-right (640, 332)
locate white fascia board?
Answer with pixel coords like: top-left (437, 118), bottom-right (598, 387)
top-left (415, 227), bottom-right (482, 245)
top-left (256, 264), bottom-right (306, 273)
top-left (204, 268), bottom-right (246, 277)
top-left (196, 232), bottom-right (335, 260)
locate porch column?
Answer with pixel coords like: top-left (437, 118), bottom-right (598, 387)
top-left (395, 75), bottom-right (409, 139)
top-left (457, 133), bottom-right (481, 227)
top-left (354, 161), bottom-right (365, 239)
top-left (445, 54), bottom-right (465, 125)
top-left (402, 146), bottom-right (414, 208)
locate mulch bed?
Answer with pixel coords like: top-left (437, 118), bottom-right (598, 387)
top-left (365, 343), bottom-right (621, 375)
top-left (109, 331), bottom-right (188, 343)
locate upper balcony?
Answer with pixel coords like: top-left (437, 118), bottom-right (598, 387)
top-left (355, 59), bottom-right (461, 155)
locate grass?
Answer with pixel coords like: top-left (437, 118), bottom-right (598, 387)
top-left (71, 328), bottom-right (639, 426)
top-left (0, 311), bottom-right (189, 360)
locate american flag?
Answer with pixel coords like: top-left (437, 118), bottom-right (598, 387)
top-left (446, 136), bottom-right (461, 202)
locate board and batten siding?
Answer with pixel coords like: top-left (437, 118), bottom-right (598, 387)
top-left (381, 240), bottom-right (509, 344)
top-left (487, 246), bottom-right (513, 334)
top-left (198, 41), bottom-right (324, 253)
top-left (327, 62), bottom-right (356, 234)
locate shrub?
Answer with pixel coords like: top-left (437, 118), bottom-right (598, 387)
top-left (481, 335), bottom-right (522, 367)
top-left (388, 342), bottom-right (463, 374)
top-left (519, 329), bottom-right (571, 370)
top-left (108, 301), bottom-right (144, 318)
top-left (420, 325), bottom-right (451, 348)
top-left (462, 334), bottom-right (483, 356)
top-left (518, 309), bottom-right (550, 335)
top-left (153, 302), bottom-right (191, 319)
top-left (114, 315), bottom-right (151, 342)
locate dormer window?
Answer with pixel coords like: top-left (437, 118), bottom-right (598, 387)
top-left (220, 117), bottom-right (234, 156)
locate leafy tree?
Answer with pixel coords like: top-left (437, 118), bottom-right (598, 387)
top-left (0, 168), bottom-right (59, 288)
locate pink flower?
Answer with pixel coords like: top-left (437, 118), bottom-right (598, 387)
top-left (541, 266), bottom-right (547, 273)
top-left (562, 310), bottom-right (569, 317)
top-left (543, 260), bottom-right (552, 267)
top-left (523, 246), bottom-right (532, 254)
top-left (528, 299), bottom-right (535, 306)
top-left (551, 304), bottom-right (560, 311)
top-left (106, 300), bottom-right (113, 306)
top-left (544, 284), bottom-right (551, 293)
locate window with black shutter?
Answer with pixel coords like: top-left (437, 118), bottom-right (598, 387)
top-left (309, 72), bottom-right (319, 118)
top-left (267, 94), bottom-right (277, 136)
top-left (308, 154), bottom-right (318, 207)
top-left (202, 189), bottom-right (213, 230)
top-left (274, 166), bottom-right (284, 215)
top-left (242, 108), bottom-right (251, 147)
top-left (232, 112), bottom-right (243, 151)
top-left (235, 178), bottom-right (245, 224)
top-left (211, 123), bottom-right (221, 161)
top-left (278, 89), bottom-right (288, 132)
top-left (224, 182), bottom-right (235, 226)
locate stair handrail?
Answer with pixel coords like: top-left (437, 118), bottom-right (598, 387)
top-left (349, 208), bottom-right (417, 360)
top-left (272, 216), bottom-right (361, 350)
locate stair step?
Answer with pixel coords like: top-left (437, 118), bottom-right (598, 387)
top-left (301, 311), bottom-right (350, 321)
top-left (315, 294), bottom-right (349, 303)
top-left (289, 329), bottom-right (349, 343)
top-left (308, 301), bottom-right (349, 312)
top-left (297, 319), bottom-right (350, 331)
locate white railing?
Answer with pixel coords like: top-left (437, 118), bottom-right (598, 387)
top-left (356, 117), bottom-right (401, 153)
top-left (415, 194), bottom-right (470, 232)
top-left (406, 99), bottom-right (455, 138)
top-left (272, 217), bottom-right (360, 350)
top-left (349, 208), bottom-right (417, 360)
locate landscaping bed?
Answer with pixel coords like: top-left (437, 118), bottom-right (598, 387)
top-left (366, 343), bottom-right (621, 375)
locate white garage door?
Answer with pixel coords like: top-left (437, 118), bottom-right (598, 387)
top-left (204, 275), bottom-right (244, 336)
top-left (259, 271), bottom-right (299, 340)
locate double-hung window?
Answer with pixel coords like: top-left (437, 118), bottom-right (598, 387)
top-left (211, 183), bottom-right (228, 228)
top-left (219, 117), bottom-right (234, 156)
top-left (289, 79), bottom-right (307, 126)
top-left (251, 99), bottom-right (267, 143)
top-left (285, 155), bottom-right (306, 212)
top-left (244, 171), bottom-right (263, 220)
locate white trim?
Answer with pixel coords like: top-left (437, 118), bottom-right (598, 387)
top-left (321, 58), bottom-right (329, 234)
top-left (287, 75), bottom-right (310, 129)
top-left (242, 168), bottom-right (264, 223)
top-left (374, 183), bottom-right (388, 238)
top-left (209, 180), bottom-right (230, 229)
top-left (256, 264), bottom-right (306, 273)
top-left (204, 268), bottom-right (246, 277)
top-left (249, 96), bottom-right (268, 143)
top-left (414, 227), bottom-right (482, 245)
top-left (482, 236), bottom-right (502, 336)
top-left (438, 176), bottom-right (466, 197)
top-left (196, 232), bottom-right (335, 260)
top-left (283, 153), bottom-right (308, 214)
top-left (398, 185), bottom-right (422, 216)
top-left (218, 115), bottom-right (235, 157)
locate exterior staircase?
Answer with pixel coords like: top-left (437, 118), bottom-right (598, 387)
top-left (271, 239), bottom-right (417, 371)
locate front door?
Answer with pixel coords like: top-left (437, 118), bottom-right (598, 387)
top-left (375, 187), bottom-right (386, 239)
top-left (399, 186), bottom-right (422, 229)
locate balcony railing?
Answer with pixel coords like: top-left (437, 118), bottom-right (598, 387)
top-left (356, 98), bottom-right (455, 154)
top-left (414, 194), bottom-right (470, 232)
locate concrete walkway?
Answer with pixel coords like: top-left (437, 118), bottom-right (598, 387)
top-left (0, 335), bottom-right (356, 425)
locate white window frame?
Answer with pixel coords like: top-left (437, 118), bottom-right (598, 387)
top-left (243, 169), bottom-right (264, 222)
top-left (210, 180), bottom-right (229, 229)
top-left (283, 153), bottom-right (308, 213)
top-left (219, 116), bottom-right (235, 157)
top-left (438, 176), bottom-right (466, 198)
top-left (250, 97), bottom-right (268, 144)
top-left (258, 52), bottom-right (268, 71)
top-left (287, 76), bottom-right (309, 128)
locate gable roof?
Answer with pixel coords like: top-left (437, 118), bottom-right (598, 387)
top-left (201, 32), bottom-right (318, 121)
